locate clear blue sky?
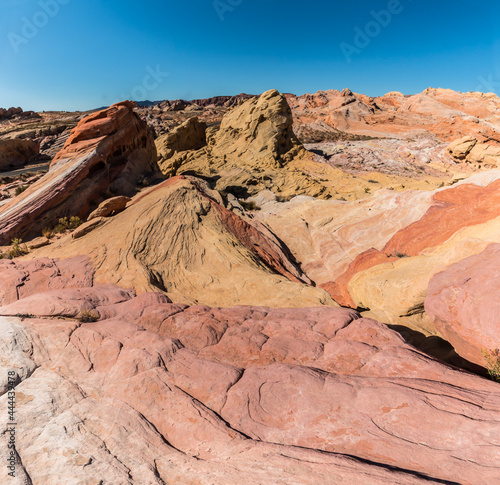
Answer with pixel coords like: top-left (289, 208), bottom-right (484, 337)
top-left (1, 0), bottom-right (499, 111)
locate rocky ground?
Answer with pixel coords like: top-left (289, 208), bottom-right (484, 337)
top-left (0, 87), bottom-right (499, 484)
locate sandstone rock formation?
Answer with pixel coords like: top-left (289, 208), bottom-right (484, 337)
top-left (425, 243), bottom-right (500, 366)
top-left (29, 175), bottom-right (335, 308)
top-left (87, 195), bottom-right (131, 220)
top-left (0, 101), bottom-right (159, 244)
top-left (447, 135), bottom-right (500, 167)
top-left (155, 89), bottom-right (335, 200)
top-left (0, 259), bottom-right (499, 484)
top-left (287, 87), bottom-right (500, 142)
top-left (2, 86), bottom-right (500, 485)
top-left (255, 170), bottom-right (500, 338)
top-left (0, 139), bottom-right (40, 170)
top-left (155, 116), bottom-right (207, 176)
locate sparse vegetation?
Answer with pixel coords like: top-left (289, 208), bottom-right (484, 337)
top-left (240, 200), bottom-right (261, 211)
top-left (392, 251), bottom-right (409, 258)
top-left (7, 238), bottom-right (29, 258)
top-left (42, 227), bottom-right (55, 239)
top-left (54, 216), bottom-right (83, 233)
top-left (78, 310), bottom-right (100, 323)
top-left (367, 179), bottom-right (379, 184)
top-left (15, 185), bottom-right (28, 196)
top-left (364, 187), bottom-right (371, 193)
top-left (482, 348), bottom-right (500, 381)
top-left (14, 313), bottom-right (35, 320)
top-left (0, 238), bottom-right (30, 259)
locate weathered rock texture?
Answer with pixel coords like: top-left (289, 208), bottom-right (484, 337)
top-left (287, 87), bottom-right (500, 142)
top-left (255, 170), bottom-right (500, 337)
top-left (425, 243), bottom-right (500, 366)
top-left (157, 89), bottom-right (336, 200)
top-left (0, 139), bottom-right (40, 170)
top-left (0, 259), bottom-right (499, 484)
top-left (0, 101), bottom-right (159, 244)
top-left (30, 175), bottom-right (335, 308)
top-left (155, 116), bottom-right (207, 176)
top-left (448, 135), bottom-right (500, 167)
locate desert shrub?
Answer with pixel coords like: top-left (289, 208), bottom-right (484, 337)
top-left (42, 227), bottom-right (54, 239)
top-left (54, 217), bottom-right (69, 233)
top-left (8, 238), bottom-right (29, 258)
top-left (69, 216), bottom-right (82, 229)
top-left (482, 348), bottom-right (500, 381)
top-left (364, 187), bottom-right (371, 193)
top-left (15, 185), bottom-right (28, 196)
top-left (78, 310), bottom-right (99, 323)
top-left (54, 216), bottom-right (82, 233)
top-left (14, 313), bottom-right (35, 320)
top-left (391, 251), bottom-right (409, 258)
top-left (240, 200), bottom-right (261, 211)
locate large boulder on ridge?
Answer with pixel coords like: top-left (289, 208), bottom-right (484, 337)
top-left (0, 101), bottom-right (159, 244)
top-left (0, 139), bottom-right (40, 170)
top-left (157, 90), bottom-right (333, 200)
top-left (155, 117), bottom-right (207, 176)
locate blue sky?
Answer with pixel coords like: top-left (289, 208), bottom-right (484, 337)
top-left (1, 0), bottom-right (499, 111)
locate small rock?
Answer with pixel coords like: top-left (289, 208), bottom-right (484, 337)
top-left (88, 196), bottom-right (131, 221)
top-left (72, 217), bottom-right (106, 239)
top-left (28, 237), bottom-right (50, 249)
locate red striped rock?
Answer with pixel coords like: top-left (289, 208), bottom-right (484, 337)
top-left (0, 101), bottom-right (159, 244)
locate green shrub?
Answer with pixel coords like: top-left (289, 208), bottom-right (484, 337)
top-left (54, 216), bottom-right (83, 233)
top-left (15, 185), bottom-right (28, 196)
top-left (8, 238), bottom-right (29, 258)
top-left (482, 348), bottom-right (500, 381)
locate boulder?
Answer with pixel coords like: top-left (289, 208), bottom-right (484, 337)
top-left (0, 139), bottom-right (40, 170)
top-left (87, 196), bottom-right (131, 220)
top-left (155, 117), bottom-right (207, 176)
top-left (447, 135), bottom-right (477, 159)
top-left (425, 243), bottom-right (500, 366)
top-left (447, 136), bottom-right (500, 166)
